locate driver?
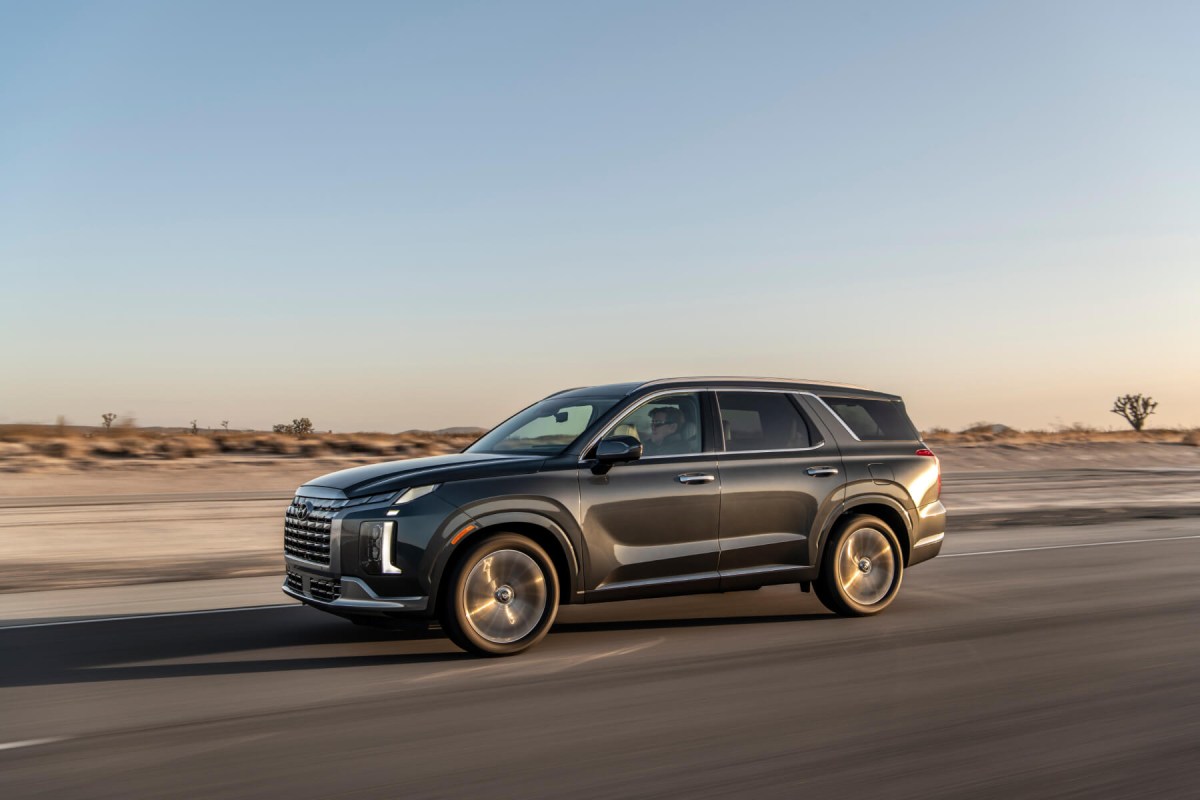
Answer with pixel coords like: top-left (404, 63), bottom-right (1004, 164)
top-left (647, 406), bottom-right (689, 455)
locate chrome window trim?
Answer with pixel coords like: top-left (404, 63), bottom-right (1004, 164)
top-left (804, 393), bottom-right (864, 442)
top-left (717, 444), bottom-right (826, 456)
top-left (579, 386), bottom-right (853, 461)
top-left (577, 388), bottom-right (710, 463)
top-left (713, 388), bottom-right (828, 453)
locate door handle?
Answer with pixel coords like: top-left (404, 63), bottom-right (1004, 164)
top-left (805, 466), bottom-right (839, 477)
top-left (676, 473), bottom-right (716, 485)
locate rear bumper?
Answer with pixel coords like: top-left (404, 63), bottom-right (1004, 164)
top-left (908, 500), bottom-right (946, 566)
top-left (283, 573), bottom-right (429, 616)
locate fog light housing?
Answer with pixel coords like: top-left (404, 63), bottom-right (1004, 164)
top-left (360, 521), bottom-right (403, 575)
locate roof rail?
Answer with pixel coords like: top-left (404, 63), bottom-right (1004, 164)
top-left (637, 376), bottom-right (870, 391)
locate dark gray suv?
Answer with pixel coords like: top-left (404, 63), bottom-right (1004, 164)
top-left (283, 377), bottom-right (946, 655)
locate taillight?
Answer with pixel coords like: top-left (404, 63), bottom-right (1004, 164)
top-left (916, 448), bottom-right (940, 499)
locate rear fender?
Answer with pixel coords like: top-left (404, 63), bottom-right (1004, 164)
top-left (811, 494), bottom-right (915, 566)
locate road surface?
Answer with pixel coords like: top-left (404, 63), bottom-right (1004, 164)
top-left (1, 519), bottom-right (1197, 798)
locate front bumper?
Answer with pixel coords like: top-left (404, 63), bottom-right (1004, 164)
top-left (283, 570), bottom-right (429, 615)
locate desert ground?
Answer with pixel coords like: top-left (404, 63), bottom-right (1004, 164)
top-left (1, 427), bottom-right (1197, 593)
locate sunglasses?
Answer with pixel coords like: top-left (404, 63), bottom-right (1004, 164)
top-left (650, 420), bottom-right (676, 429)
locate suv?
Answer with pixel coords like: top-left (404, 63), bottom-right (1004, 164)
top-left (283, 377), bottom-right (946, 655)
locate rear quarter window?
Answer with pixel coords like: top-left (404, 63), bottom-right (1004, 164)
top-left (820, 397), bottom-right (919, 441)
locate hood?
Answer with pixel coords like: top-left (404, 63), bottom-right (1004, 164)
top-left (302, 452), bottom-right (545, 497)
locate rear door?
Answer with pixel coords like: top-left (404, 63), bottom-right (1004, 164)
top-left (579, 390), bottom-right (721, 600)
top-left (714, 390), bottom-right (844, 590)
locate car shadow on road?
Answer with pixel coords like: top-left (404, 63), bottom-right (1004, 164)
top-left (551, 611), bottom-right (834, 634)
top-left (1, 602), bottom-right (841, 688)
top-left (0, 606), bottom-right (468, 688)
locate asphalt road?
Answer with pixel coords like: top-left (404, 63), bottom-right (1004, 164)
top-left (1, 520), bottom-right (1198, 799)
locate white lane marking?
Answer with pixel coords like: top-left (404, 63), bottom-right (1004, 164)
top-left (0, 738), bottom-right (66, 752)
top-left (411, 638), bottom-right (663, 684)
top-left (0, 603), bottom-right (297, 631)
top-left (944, 534), bottom-right (1200, 558)
top-left (409, 661), bottom-right (507, 684)
top-left (534, 638), bottom-right (662, 675)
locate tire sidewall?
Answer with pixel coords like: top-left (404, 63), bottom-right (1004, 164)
top-left (444, 533), bottom-right (559, 656)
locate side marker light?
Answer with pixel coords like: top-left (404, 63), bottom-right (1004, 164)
top-left (450, 524), bottom-right (478, 545)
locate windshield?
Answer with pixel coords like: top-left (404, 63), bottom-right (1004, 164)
top-left (467, 396), bottom-right (621, 456)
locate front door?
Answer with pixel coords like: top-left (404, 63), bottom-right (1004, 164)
top-left (579, 391), bottom-right (721, 601)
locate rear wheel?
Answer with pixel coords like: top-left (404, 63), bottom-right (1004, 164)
top-left (815, 515), bottom-right (903, 616)
top-left (440, 533), bottom-right (559, 656)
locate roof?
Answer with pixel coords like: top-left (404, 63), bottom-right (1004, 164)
top-left (551, 377), bottom-right (900, 401)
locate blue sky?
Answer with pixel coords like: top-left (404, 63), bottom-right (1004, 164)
top-left (2, 1), bottom-right (1197, 431)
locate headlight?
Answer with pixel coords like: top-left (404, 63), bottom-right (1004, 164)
top-left (360, 520), bottom-right (403, 575)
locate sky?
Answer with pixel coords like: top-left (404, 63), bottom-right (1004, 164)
top-left (2, 0), bottom-right (1198, 433)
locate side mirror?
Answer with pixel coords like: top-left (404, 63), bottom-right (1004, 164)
top-left (592, 435), bottom-right (642, 474)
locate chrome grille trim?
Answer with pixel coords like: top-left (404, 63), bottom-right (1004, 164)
top-left (309, 576), bottom-right (341, 603)
top-left (285, 567), bottom-right (342, 603)
top-left (283, 495), bottom-right (342, 565)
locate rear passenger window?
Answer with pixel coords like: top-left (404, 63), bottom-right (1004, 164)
top-left (718, 392), bottom-right (817, 452)
top-left (820, 397), bottom-right (919, 441)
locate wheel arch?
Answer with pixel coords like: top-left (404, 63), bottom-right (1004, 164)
top-left (817, 496), bottom-right (914, 566)
top-left (431, 512), bottom-right (580, 612)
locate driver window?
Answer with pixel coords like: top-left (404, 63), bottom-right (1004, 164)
top-left (602, 392), bottom-right (705, 457)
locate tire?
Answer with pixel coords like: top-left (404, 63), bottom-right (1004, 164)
top-left (815, 515), bottom-right (904, 616)
top-left (440, 533), bottom-right (559, 656)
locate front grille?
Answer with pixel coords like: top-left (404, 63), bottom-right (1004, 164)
top-left (309, 576), bottom-right (341, 603)
top-left (285, 567), bottom-right (342, 603)
top-left (283, 496), bottom-right (343, 565)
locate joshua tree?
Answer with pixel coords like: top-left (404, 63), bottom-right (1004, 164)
top-left (1111, 394), bottom-right (1157, 431)
top-left (273, 418), bottom-right (315, 437)
top-left (101, 413), bottom-right (117, 429)
top-left (221, 420), bottom-right (230, 431)
top-left (189, 419), bottom-right (199, 435)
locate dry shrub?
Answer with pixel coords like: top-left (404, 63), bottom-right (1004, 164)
top-left (296, 439), bottom-right (329, 457)
top-left (156, 436), bottom-right (219, 458)
top-left (212, 434), bottom-right (266, 453)
top-left (260, 436), bottom-right (301, 455)
top-left (31, 439), bottom-right (86, 459)
top-left (0, 442), bottom-right (32, 458)
top-left (337, 436), bottom-right (395, 455)
top-left (90, 437), bottom-right (159, 458)
top-left (1184, 430), bottom-right (1200, 447)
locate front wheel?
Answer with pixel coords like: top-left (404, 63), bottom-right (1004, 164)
top-left (440, 533), bottom-right (559, 656)
top-left (815, 515), bottom-right (903, 616)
